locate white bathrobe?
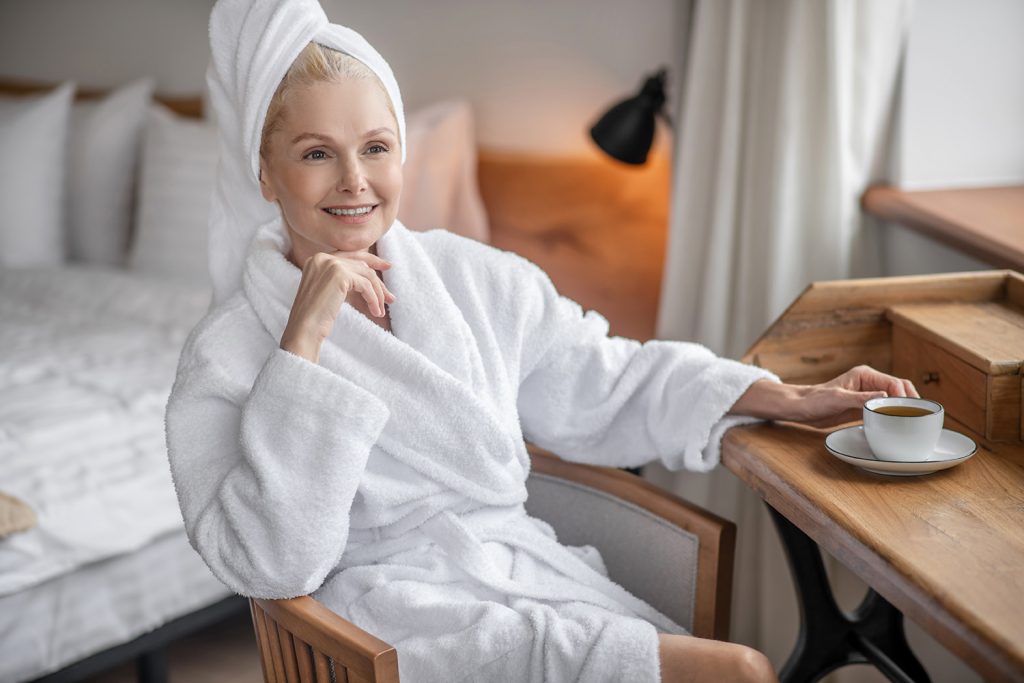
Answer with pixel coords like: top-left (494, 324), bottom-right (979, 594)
top-left (165, 219), bottom-right (778, 682)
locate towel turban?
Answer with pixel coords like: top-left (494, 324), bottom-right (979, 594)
top-left (205, 0), bottom-right (406, 306)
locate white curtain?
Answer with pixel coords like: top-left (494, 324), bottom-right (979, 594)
top-left (648, 1), bottom-right (981, 681)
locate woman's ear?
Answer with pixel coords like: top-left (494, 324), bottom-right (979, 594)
top-left (258, 156), bottom-right (276, 202)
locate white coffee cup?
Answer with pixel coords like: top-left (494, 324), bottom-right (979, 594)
top-left (862, 397), bottom-right (944, 462)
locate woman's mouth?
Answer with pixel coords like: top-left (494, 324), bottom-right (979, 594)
top-left (322, 204), bottom-right (378, 224)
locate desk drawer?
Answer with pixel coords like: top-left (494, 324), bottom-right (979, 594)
top-left (891, 325), bottom-right (1020, 441)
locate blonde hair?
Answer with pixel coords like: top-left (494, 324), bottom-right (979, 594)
top-left (259, 42), bottom-right (397, 159)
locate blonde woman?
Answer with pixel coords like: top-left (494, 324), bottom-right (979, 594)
top-left (166, 1), bottom-right (918, 681)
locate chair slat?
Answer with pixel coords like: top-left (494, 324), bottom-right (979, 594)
top-left (294, 636), bottom-right (316, 683)
top-left (313, 651), bottom-right (332, 683)
top-left (278, 622), bottom-right (301, 681)
top-left (265, 611), bottom-right (288, 682)
top-left (252, 604), bottom-right (278, 683)
top-left (336, 658), bottom-right (351, 683)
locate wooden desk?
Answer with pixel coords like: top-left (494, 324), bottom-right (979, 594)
top-left (862, 184), bottom-right (1024, 272)
top-left (724, 271), bottom-right (1024, 682)
top-left (722, 420), bottom-right (1024, 682)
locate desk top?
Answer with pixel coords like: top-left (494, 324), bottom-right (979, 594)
top-left (722, 419), bottom-right (1024, 683)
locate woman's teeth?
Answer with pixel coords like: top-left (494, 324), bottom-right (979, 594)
top-left (325, 206), bottom-right (374, 216)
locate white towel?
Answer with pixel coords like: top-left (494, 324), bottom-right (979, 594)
top-left (205, 0), bottom-right (406, 307)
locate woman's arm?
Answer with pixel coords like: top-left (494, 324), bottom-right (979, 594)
top-left (509, 259), bottom-right (778, 473)
top-left (166, 340), bottom-right (389, 599)
top-left (729, 365), bottom-right (919, 427)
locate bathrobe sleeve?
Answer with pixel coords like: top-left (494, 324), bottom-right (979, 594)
top-left (510, 259), bottom-right (780, 473)
top-left (166, 322), bottom-right (390, 599)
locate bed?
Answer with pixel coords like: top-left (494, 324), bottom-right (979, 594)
top-left (0, 76), bottom-right (490, 683)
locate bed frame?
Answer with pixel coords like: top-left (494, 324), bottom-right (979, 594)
top-left (28, 596), bottom-right (249, 683)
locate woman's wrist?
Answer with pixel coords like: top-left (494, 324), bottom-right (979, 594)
top-left (280, 330), bottom-right (321, 364)
top-left (727, 379), bottom-right (808, 420)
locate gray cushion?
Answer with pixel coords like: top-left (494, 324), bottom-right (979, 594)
top-left (525, 472), bottom-right (698, 631)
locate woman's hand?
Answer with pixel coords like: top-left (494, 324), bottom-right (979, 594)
top-left (280, 250), bottom-right (395, 363)
top-left (728, 365), bottom-right (920, 428)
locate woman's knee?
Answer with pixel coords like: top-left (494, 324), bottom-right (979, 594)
top-left (658, 634), bottom-right (776, 683)
top-left (732, 645), bottom-right (776, 682)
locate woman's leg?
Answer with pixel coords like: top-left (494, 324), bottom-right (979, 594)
top-left (658, 634), bottom-right (778, 683)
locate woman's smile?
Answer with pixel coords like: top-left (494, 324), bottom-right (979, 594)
top-left (258, 78), bottom-right (403, 265)
top-left (322, 204), bottom-right (379, 224)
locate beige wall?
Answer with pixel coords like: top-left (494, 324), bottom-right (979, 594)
top-left (883, 0), bottom-right (1023, 277)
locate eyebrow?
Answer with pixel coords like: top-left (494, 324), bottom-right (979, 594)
top-left (290, 128), bottom-right (397, 146)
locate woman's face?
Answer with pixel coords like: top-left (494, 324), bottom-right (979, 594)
top-left (258, 78), bottom-right (402, 266)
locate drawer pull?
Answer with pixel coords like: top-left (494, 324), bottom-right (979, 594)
top-left (922, 371), bottom-right (940, 384)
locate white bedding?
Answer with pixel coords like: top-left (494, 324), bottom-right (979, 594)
top-left (0, 528), bottom-right (235, 683)
top-left (0, 266), bottom-right (210, 596)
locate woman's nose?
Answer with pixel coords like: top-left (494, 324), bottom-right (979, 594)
top-left (336, 159), bottom-right (367, 194)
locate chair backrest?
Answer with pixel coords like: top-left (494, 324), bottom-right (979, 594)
top-left (250, 595), bottom-right (399, 683)
top-left (526, 447), bottom-right (736, 639)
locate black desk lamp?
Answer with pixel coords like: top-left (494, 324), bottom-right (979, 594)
top-left (590, 68), bottom-right (670, 165)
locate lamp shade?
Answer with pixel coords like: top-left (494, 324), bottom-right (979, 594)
top-left (590, 68), bottom-right (667, 165)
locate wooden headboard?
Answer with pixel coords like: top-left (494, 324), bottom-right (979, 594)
top-left (0, 76), bottom-right (203, 118)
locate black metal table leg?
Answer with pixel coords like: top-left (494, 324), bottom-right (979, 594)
top-left (137, 648), bottom-right (168, 683)
top-left (767, 504), bottom-right (931, 683)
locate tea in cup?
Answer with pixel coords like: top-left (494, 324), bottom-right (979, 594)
top-left (863, 397), bottom-right (944, 462)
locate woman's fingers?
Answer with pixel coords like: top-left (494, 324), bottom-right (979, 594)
top-left (903, 378), bottom-right (920, 398)
top-left (368, 270), bottom-right (387, 317)
top-left (350, 276), bottom-right (379, 315)
top-left (853, 365), bottom-right (905, 397)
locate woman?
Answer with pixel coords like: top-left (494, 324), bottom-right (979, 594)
top-left (166, 1), bottom-right (918, 681)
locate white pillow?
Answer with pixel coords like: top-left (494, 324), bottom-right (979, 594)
top-left (67, 78), bottom-right (154, 265)
top-left (399, 100), bottom-right (490, 243)
top-left (0, 82), bottom-right (75, 267)
top-left (129, 104), bottom-right (218, 285)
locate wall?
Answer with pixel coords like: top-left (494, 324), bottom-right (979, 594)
top-left (895, 0), bottom-right (1024, 191)
top-left (884, 0), bottom-right (1024, 276)
top-left (0, 0), bottom-right (679, 156)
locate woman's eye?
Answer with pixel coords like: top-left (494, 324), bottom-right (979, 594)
top-left (367, 144), bottom-right (388, 154)
top-left (304, 149), bottom-right (327, 160)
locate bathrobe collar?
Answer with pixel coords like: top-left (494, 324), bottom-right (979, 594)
top-left (242, 220), bottom-right (529, 505)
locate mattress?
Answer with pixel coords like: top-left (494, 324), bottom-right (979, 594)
top-left (0, 265), bottom-right (229, 681)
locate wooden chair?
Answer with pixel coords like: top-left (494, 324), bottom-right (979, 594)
top-left (249, 446), bottom-right (736, 683)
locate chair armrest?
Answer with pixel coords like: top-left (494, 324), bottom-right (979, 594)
top-left (526, 445), bottom-right (736, 640)
top-left (251, 595), bottom-right (398, 683)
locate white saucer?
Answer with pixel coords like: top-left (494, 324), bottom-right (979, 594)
top-left (824, 426), bottom-right (977, 476)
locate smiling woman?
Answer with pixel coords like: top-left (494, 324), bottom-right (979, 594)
top-left (256, 44), bottom-right (403, 341)
top-left (257, 79), bottom-right (403, 263)
top-left (164, 2), bottom-right (917, 682)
